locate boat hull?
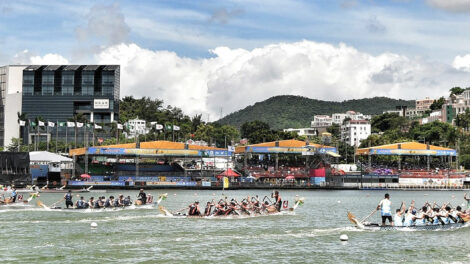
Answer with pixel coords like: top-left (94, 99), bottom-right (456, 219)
top-left (359, 223), bottom-right (468, 231)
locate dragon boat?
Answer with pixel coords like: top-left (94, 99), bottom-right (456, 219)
top-left (347, 211), bottom-right (470, 231)
top-left (158, 196), bottom-right (305, 218)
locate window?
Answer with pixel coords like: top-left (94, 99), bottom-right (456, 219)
top-left (82, 73), bottom-right (94, 85)
top-left (42, 86), bottom-right (53, 95)
top-left (62, 73), bottom-right (74, 85)
top-left (62, 86), bottom-right (73, 95)
top-left (82, 86), bottom-right (94, 95)
top-left (42, 73), bottom-right (54, 85)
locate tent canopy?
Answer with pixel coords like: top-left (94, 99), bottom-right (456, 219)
top-left (217, 168), bottom-right (240, 178)
top-left (235, 139), bottom-right (337, 154)
top-left (69, 140), bottom-right (225, 156)
top-left (30, 151), bottom-right (73, 163)
top-left (356, 142), bottom-right (456, 156)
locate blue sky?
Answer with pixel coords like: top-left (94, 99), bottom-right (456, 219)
top-left (1, 0), bottom-right (470, 118)
top-left (1, 0), bottom-right (469, 61)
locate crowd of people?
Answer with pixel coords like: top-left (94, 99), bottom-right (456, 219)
top-left (377, 193), bottom-right (470, 227)
top-left (62, 189), bottom-right (152, 209)
top-left (185, 191), bottom-right (285, 216)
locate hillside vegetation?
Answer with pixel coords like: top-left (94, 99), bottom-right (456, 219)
top-left (217, 95), bottom-right (415, 129)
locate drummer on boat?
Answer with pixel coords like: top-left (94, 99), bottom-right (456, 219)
top-left (377, 193), bottom-right (393, 226)
top-left (64, 190), bottom-right (73, 209)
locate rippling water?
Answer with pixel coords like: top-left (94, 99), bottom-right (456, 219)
top-left (1, 190), bottom-right (470, 263)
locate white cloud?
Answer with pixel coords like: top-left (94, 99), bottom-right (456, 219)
top-left (453, 54), bottom-right (470, 72)
top-left (94, 41), bottom-right (469, 120)
top-left (30, 53), bottom-right (69, 65)
top-left (427, 0), bottom-right (470, 12)
top-left (11, 49), bottom-right (69, 64)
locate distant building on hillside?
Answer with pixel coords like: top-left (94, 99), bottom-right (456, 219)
top-left (442, 88), bottom-right (470, 124)
top-left (331, 111), bottom-right (371, 125)
top-left (283, 128), bottom-right (317, 138)
top-left (310, 111), bottom-right (371, 138)
top-left (341, 120), bottom-right (371, 147)
top-left (421, 111), bottom-right (443, 124)
top-left (124, 118), bottom-right (148, 138)
top-left (416, 97), bottom-right (434, 111)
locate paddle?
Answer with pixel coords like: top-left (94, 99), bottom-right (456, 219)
top-left (86, 186), bottom-right (94, 191)
top-left (359, 208), bottom-right (378, 223)
top-left (49, 198), bottom-right (65, 208)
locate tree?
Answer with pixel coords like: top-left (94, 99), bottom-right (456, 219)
top-left (429, 97), bottom-right (446, 111)
top-left (450, 87), bottom-right (465, 96)
top-left (371, 113), bottom-right (408, 133)
top-left (327, 124), bottom-right (341, 138)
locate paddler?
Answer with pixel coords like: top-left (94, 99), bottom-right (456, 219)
top-left (188, 201), bottom-right (201, 216)
top-left (64, 190), bottom-right (73, 209)
top-left (377, 193), bottom-right (393, 226)
top-left (393, 202), bottom-right (406, 226)
top-left (11, 187), bottom-right (17, 203)
top-left (204, 201), bottom-right (214, 216)
top-left (75, 196), bottom-right (87, 209)
top-left (272, 191), bottom-right (282, 212)
top-left (137, 189), bottom-right (147, 205)
top-left (124, 195), bottom-right (132, 206)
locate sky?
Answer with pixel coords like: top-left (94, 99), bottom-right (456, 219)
top-left (1, 0), bottom-right (470, 120)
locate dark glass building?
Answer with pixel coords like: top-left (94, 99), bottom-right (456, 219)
top-left (21, 65), bottom-right (120, 145)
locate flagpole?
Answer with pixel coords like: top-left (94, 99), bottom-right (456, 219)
top-left (46, 123), bottom-right (49, 152)
top-left (172, 122), bottom-right (175, 142)
top-left (92, 125), bottom-right (95, 146)
top-left (55, 120), bottom-right (58, 153)
top-left (65, 125), bottom-right (68, 153)
top-left (36, 120), bottom-right (39, 151)
top-left (74, 122), bottom-right (77, 149)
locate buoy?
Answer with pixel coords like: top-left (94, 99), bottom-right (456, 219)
top-left (340, 234), bottom-right (348, 241)
top-left (90, 222), bottom-right (98, 228)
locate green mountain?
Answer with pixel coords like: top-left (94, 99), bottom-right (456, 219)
top-left (217, 95), bottom-right (415, 130)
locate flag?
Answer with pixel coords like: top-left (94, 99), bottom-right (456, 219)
top-left (19, 120), bottom-right (26, 126)
top-left (67, 121), bottom-right (75, 127)
top-left (86, 123), bottom-right (92, 128)
top-left (47, 121), bottom-right (55, 127)
top-left (155, 124), bottom-right (163, 130)
top-left (38, 121), bottom-right (45, 127)
top-left (165, 124), bottom-right (172, 131)
top-left (94, 124), bottom-right (102, 129)
top-left (98, 138), bottom-right (104, 143)
top-left (173, 125), bottom-right (180, 131)
top-left (30, 121), bottom-right (37, 127)
top-left (117, 124), bottom-right (123, 130)
top-left (223, 177), bottom-right (229, 189)
top-left (58, 122), bottom-right (66, 127)
top-left (76, 122), bottom-right (84, 128)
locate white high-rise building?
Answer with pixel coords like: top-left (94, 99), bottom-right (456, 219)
top-left (341, 120), bottom-right (371, 147)
top-left (0, 65), bottom-right (27, 147)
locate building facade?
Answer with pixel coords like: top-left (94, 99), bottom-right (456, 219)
top-left (283, 127), bottom-right (317, 138)
top-left (0, 65), bottom-right (28, 147)
top-left (0, 65), bottom-right (120, 147)
top-left (125, 118), bottom-right (148, 138)
top-left (416, 97), bottom-right (434, 111)
top-left (341, 120), bottom-right (371, 147)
